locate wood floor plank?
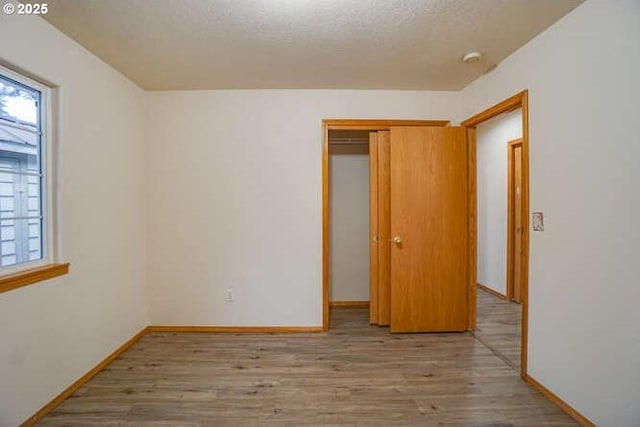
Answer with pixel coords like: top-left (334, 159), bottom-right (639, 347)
top-left (37, 304), bottom-right (575, 426)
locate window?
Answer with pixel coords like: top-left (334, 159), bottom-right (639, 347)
top-left (0, 67), bottom-right (50, 274)
top-left (0, 66), bottom-right (67, 293)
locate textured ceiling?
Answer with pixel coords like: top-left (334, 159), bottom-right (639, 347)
top-left (28, 0), bottom-right (583, 90)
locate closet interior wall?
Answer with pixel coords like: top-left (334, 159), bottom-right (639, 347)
top-left (328, 130), bottom-right (371, 305)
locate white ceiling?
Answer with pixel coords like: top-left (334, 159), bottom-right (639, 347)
top-left (29, 0), bottom-right (583, 91)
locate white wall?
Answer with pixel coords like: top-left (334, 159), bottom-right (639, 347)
top-left (147, 90), bottom-right (458, 326)
top-left (329, 146), bottom-right (370, 302)
top-left (0, 9), bottom-right (148, 427)
top-left (457, 1), bottom-right (640, 425)
top-left (477, 109), bottom-right (522, 295)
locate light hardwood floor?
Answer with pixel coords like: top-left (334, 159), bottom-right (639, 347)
top-left (37, 307), bottom-right (575, 426)
top-left (475, 286), bottom-right (522, 371)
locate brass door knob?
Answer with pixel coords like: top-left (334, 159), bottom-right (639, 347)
top-left (392, 237), bottom-right (402, 244)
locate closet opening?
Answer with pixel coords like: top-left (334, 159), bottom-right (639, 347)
top-left (322, 119), bottom-right (460, 331)
top-left (328, 130), bottom-right (371, 314)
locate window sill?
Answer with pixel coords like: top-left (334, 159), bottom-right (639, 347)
top-left (0, 263), bottom-right (70, 294)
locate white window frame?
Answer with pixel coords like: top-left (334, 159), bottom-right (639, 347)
top-left (0, 64), bottom-right (55, 276)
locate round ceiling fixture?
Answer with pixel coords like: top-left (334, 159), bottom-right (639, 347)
top-left (462, 51), bottom-right (482, 63)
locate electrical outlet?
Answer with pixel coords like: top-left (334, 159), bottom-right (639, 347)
top-left (225, 288), bottom-right (234, 302)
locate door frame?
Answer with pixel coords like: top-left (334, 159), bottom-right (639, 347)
top-left (322, 119), bottom-right (450, 331)
top-left (507, 138), bottom-right (524, 302)
top-left (461, 90), bottom-right (530, 378)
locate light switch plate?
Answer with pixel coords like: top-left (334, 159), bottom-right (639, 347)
top-left (532, 212), bottom-right (544, 231)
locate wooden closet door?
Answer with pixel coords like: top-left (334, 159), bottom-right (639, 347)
top-left (369, 132), bottom-right (379, 324)
top-left (377, 131), bottom-right (391, 326)
top-left (389, 127), bottom-right (468, 333)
